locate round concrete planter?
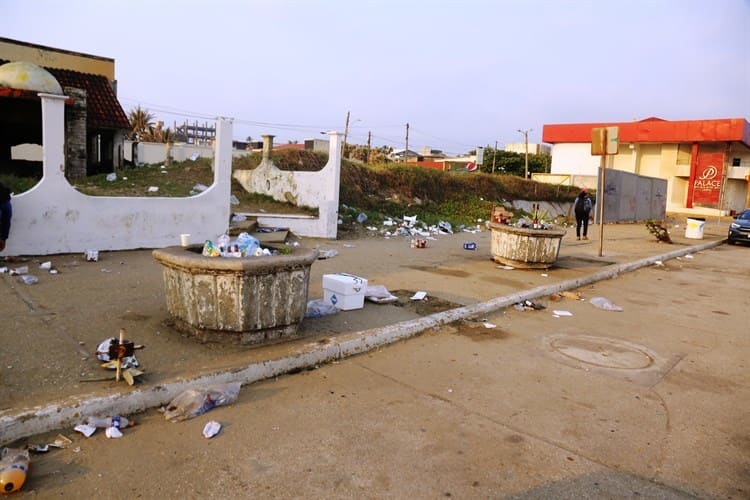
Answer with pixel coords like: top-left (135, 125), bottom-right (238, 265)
top-left (489, 222), bottom-right (566, 269)
top-left (152, 245), bottom-right (318, 345)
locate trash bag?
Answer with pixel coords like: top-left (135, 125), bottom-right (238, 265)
top-left (305, 299), bottom-right (339, 318)
top-left (235, 232), bottom-right (259, 256)
top-left (589, 296), bottom-right (624, 312)
top-left (164, 382), bottom-right (241, 422)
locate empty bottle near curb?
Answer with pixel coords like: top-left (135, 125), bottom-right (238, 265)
top-left (0, 447), bottom-right (29, 494)
top-left (86, 416), bottom-right (133, 429)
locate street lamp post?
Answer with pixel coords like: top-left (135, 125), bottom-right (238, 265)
top-left (517, 128), bottom-right (532, 179)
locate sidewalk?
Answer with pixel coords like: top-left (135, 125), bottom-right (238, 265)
top-left (0, 218), bottom-right (728, 445)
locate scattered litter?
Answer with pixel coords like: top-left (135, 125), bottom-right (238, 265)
top-left (192, 183), bottom-right (209, 193)
top-left (496, 265), bottom-right (515, 270)
top-left (96, 337), bottom-right (140, 370)
top-left (0, 266), bottom-right (7, 273)
top-left (305, 299), bottom-right (339, 318)
top-left (343, 244), bottom-right (356, 248)
top-left (85, 249), bottom-right (99, 262)
top-left (356, 212), bottom-right (368, 223)
top-left (189, 153), bottom-right (200, 161)
top-left (26, 444), bottom-right (49, 453)
top-left (654, 260), bottom-right (664, 266)
top-left (147, 186), bottom-right (159, 192)
top-left (9, 265), bottom-right (28, 275)
top-left (105, 426), bottom-right (123, 439)
top-left (19, 275), bottom-right (38, 285)
top-left (229, 195), bottom-right (240, 205)
top-left (383, 219), bottom-right (394, 226)
top-left (684, 254), bottom-right (694, 259)
top-left (0, 447), bottom-right (30, 493)
top-left (49, 435), bottom-right (72, 448)
top-left (589, 296), bottom-right (624, 311)
top-left (410, 291), bottom-right (427, 301)
top-left (105, 173), bottom-right (117, 182)
top-left (49, 269), bottom-right (59, 275)
top-left (101, 268), bottom-right (112, 273)
top-left (203, 421), bottom-right (222, 439)
top-left (514, 300), bottom-right (545, 311)
top-left (438, 221), bottom-right (453, 234)
top-left (365, 285), bottom-right (398, 304)
top-left (317, 249), bottom-right (339, 259)
top-left (39, 261), bottom-right (52, 270)
top-left (463, 242), bottom-right (477, 250)
top-left (411, 238), bottom-right (427, 248)
top-left (366, 226), bottom-right (378, 231)
top-left (549, 293), bottom-right (562, 302)
top-left (553, 310), bottom-right (573, 317)
top-left (483, 322), bottom-right (496, 329)
top-left (163, 382), bottom-right (241, 422)
top-left (231, 214), bottom-right (247, 222)
top-left (403, 215), bottom-right (417, 228)
top-left (541, 273), bottom-right (548, 277)
top-left (74, 424), bottom-right (96, 438)
top-left (561, 291), bottom-right (581, 300)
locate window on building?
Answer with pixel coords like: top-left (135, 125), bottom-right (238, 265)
top-left (731, 158), bottom-right (741, 167)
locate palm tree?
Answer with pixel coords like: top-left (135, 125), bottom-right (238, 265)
top-left (128, 106), bottom-right (155, 141)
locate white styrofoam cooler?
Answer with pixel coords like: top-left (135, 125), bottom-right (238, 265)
top-left (322, 273), bottom-right (368, 310)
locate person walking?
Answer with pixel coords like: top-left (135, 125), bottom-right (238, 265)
top-left (573, 188), bottom-right (593, 240)
top-left (0, 182), bottom-right (12, 252)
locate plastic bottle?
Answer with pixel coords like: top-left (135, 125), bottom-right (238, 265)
top-left (86, 416), bottom-right (133, 429)
top-left (0, 448), bottom-right (29, 494)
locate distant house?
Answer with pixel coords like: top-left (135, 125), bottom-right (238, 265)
top-left (0, 37), bottom-right (130, 178)
top-left (419, 146), bottom-right (446, 161)
top-left (505, 142), bottom-right (551, 155)
top-left (389, 148), bottom-right (422, 162)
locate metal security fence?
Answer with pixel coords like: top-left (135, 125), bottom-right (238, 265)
top-left (597, 169), bottom-right (667, 223)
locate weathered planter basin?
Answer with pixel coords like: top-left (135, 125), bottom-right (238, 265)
top-left (152, 245), bottom-right (318, 345)
top-left (489, 222), bottom-right (566, 269)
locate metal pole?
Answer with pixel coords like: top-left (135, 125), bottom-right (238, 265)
top-left (492, 140), bottom-right (498, 174)
top-left (524, 132), bottom-right (529, 179)
top-left (342, 111), bottom-right (350, 158)
top-left (405, 122), bottom-right (409, 164)
top-left (597, 130), bottom-right (607, 257)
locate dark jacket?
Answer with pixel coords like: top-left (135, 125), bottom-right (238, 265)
top-left (573, 193), bottom-right (593, 216)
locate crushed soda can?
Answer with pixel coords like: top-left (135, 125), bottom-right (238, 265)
top-left (463, 242), bottom-right (477, 251)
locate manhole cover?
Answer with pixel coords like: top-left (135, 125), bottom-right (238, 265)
top-left (550, 335), bottom-right (654, 369)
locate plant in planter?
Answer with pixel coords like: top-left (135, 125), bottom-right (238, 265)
top-left (645, 219), bottom-right (672, 243)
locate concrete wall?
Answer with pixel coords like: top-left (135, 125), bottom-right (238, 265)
top-left (2, 93), bottom-right (234, 256)
top-left (124, 140), bottom-right (215, 166)
top-left (233, 133), bottom-right (342, 239)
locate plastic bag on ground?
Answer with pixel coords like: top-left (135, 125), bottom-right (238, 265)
top-left (589, 296), bottom-right (624, 312)
top-left (305, 299), bottom-right (339, 318)
top-left (164, 382), bottom-right (241, 422)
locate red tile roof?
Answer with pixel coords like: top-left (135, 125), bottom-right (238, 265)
top-left (0, 59), bottom-right (130, 130)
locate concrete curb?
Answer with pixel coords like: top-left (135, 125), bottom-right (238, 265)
top-left (0, 239), bottom-right (724, 446)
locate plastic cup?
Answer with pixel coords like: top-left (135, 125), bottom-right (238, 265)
top-left (180, 234), bottom-right (191, 247)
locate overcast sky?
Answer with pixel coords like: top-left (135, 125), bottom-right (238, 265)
top-left (3, 0), bottom-right (749, 155)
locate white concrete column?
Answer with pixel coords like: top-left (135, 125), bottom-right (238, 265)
top-left (213, 117), bottom-right (233, 204)
top-left (39, 93), bottom-right (68, 181)
top-left (323, 131), bottom-right (343, 238)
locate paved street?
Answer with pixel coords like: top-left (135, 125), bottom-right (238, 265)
top-left (5, 226), bottom-right (748, 498)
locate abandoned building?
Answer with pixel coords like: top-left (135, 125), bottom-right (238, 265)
top-left (0, 37), bottom-right (130, 180)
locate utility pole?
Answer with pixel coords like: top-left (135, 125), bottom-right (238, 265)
top-left (492, 140), bottom-right (498, 174)
top-left (342, 111), bottom-right (350, 158)
top-left (366, 131), bottom-right (371, 164)
top-left (405, 122), bottom-right (409, 164)
top-left (517, 128), bottom-right (532, 179)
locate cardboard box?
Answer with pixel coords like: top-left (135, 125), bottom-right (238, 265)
top-left (322, 273), bottom-right (368, 310)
